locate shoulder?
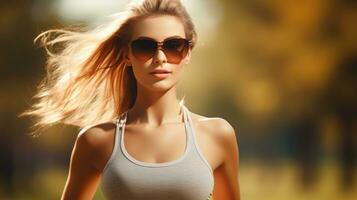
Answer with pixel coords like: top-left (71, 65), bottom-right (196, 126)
top-left (74, 121), bottom-right (118, 171)
top-left (189, 111), bottom-right (239, 159)
top-left (189, 111), bottom-right (238, 144)
top-left (76, 122), bottom-right (117, 148)
top-left (77, 122), bottom-right (117, 149)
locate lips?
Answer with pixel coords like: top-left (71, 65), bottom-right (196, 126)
top-left (150, 69), bottom-right (172, 74)
top-left (150, 69), bottom-right (171, 79)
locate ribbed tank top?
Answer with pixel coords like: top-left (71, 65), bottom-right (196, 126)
top-left (101, 104), bottom-right (214, 200)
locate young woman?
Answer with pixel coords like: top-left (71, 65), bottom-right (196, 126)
top-left (20, 0), bottom-right (240, 199)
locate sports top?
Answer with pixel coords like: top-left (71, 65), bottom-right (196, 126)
top-left (100, 104), bottom-right (214, 200)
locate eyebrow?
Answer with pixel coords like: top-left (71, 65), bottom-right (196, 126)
top-left (134, 35), bottom-right (185, 41)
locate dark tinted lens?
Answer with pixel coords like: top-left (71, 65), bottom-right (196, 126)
top-left (131, 39), bottom-right (157, 61)
top-left (163, 38), bottom-right (189, 64)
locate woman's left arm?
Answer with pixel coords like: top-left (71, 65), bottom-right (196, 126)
top-left (212, 119), bottom-right (240, 200)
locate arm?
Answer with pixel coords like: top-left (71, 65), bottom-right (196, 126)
top-left (213, 119), bottom-right (240, 200)
top-left (61, 127), bottom-right (107, 200)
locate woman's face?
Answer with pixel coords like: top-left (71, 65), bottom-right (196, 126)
top-left (126, 15), bottom-right (191, 92)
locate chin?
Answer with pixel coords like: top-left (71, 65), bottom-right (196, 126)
top-left (146, 81), bottom-right (176, 92)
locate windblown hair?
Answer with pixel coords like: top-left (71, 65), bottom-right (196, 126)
top-left (19, 0), bottom-right (197, 136)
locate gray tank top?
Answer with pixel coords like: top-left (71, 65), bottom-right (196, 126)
top-left (100, 104), bottom-right (214, 200)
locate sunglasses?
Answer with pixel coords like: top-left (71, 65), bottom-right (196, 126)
top-left (130, 37), bottom-right (192, 64)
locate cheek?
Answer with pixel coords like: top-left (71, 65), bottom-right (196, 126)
top-left (131, 65), bottom-right (148, 83)
top-left (172, 63), bottom-right (185, 75)
top-left (128, 54), bottom-right (149, 74)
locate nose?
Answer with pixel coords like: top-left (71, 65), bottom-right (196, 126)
top-left (152, 47), bottom-right (167, 64)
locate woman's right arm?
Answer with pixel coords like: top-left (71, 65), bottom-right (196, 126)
top-left (61, 126), bottom-right (112, 200)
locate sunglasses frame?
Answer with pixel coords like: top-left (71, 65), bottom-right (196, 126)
top-left (129, 37), bottom-right (193, 64)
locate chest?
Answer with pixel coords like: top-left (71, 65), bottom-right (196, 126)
top-left (101, 157), bottom-right (213, 200)
top-left (123, 122), bottom-right (223, 171)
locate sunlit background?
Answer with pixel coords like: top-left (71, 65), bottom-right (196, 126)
top-left (1, 0), bottom-right (356, 199)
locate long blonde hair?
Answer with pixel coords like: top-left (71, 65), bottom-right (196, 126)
top-left (19, 0), bottom-right (197, 136)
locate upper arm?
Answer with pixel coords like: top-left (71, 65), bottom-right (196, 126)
top-left (212, 118), bottom-right (240, 200)
top-left (61, 125), bottom-right (114, 200)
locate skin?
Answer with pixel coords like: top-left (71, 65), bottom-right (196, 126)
top-left (61, 15), bottom-right (240, 200)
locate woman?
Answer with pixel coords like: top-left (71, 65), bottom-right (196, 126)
top-left (20, 0), bottom-right (240, 199)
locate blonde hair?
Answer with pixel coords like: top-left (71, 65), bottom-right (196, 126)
top-left (19, 0), bottom-right (197, 136)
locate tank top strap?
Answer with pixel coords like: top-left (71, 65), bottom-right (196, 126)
top-left (181, 104), bottom-right (195, 146)
top-left (118, 110), bottom-right (128, 126)
top-left (115, 110), bottom-right (128, 145)
top-left (181, 104), bottom-right (214, 175)
top-left (102, 110), bottom-right (128, 172)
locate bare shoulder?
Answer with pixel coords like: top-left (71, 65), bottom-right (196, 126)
top-left (61, 122), bottom-right (117, 199)
top-left (75, 121), bottom-right (117, 171)
top-left (189, 111), bottom-right (238, 143)
top-left (77, 122), bottom-right (117, 147)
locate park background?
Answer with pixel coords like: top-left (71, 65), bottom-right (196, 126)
top-left (0, 0), bottom-right (356, 199)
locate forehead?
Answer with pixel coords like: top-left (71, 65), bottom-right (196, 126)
top-left (130, 15), bottom-right (186, 41)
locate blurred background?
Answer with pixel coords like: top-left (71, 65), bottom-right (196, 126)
top-left (0, 0), bottom-right (356, 199)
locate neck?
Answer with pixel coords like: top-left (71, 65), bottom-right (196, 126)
top-left (127, 82), bottom-right (184, 127)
